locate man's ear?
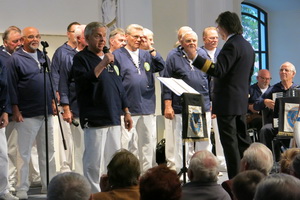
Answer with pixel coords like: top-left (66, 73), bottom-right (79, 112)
top-left (187, 169), bottom-right (193, 181)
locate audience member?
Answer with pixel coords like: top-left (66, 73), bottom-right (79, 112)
top-left (181, 150), bottom-right (230, 200)
top-left (113, 24), bottom-right (165, 173)
top-left (47, 172), bottom-right (91, 200)
top-left (254, 173), bottom-right (300, 200)
top-left (58, 24), bottom-right (87, 175)
top-left (280, 147), bottom-right (300, 174)
top-left (222, 142), bottom-right (273, 199)
top-left (139, 165), bottom-right (181, 200)
top-left (185, 11), bottom-right (254, 179)
top-left (253, 62), bottom-right (298, 159)
top-left (91, 149), bottom-right (140, 200)
top-left (0, 52), bottom-right (18, 200)
top-left (232, 170), bottom-right (265, 200)
top-left (108, 28), bottom-right (126, 52)
top-left (7, 26), bottom-right (57, 199)
top-left (162, 30), bottom-right (212, 174)
top-left (291, 153), bottom-right (300, 179)
top-left (247, 69), bottom-right (272, 133)
top-left (72, 22), bottom-right (133, 193)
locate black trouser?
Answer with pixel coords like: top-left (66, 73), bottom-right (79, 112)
top-left (217, 114), bottom-right (252, 179)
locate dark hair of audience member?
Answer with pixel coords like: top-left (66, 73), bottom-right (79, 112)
top-left (107, 149), bottom-right (140, 189)
top-left (47, 172), bottom-right (91, 200)
top-left (139, 164), bottom-right (182, 200)
top-left (232, 170), bottom-right (265, 200)
top-left (254, 173), bottom-right (300, 200)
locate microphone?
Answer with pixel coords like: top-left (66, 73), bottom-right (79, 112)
top-left (103, 46), bottom-right (114, 72)
top-left (103, 46), bottom-right (110, 54)
top-left (41, 41), bottom-right (49, 48)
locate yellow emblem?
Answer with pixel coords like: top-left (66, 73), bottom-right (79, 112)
top-left (144, 62), bottom-right (150, 71)
top-left (114, 65), bottom-right (120, 76)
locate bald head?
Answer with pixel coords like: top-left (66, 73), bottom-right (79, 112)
top-left (22, 27), bottom-right (40, 53)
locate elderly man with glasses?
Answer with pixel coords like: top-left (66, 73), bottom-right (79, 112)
top-left (253, 62), bottom-right (299, 159)
top-left (113, 24), bottom-right (165, 173)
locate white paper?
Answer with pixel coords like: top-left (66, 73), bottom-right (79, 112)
top-left (157, 77), bottom-right (199, 96)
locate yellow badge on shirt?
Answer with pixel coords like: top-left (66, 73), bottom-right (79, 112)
top-left (114, 65), bottom-right (120, 76)
top-left (144, 62), bottom-right (150, 72)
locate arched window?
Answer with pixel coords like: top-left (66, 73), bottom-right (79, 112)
top-left (241, 2), bottom-right (268, 84)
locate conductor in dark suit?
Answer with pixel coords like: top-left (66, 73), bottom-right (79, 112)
top-left (185, 11), bottom-right (255, 179)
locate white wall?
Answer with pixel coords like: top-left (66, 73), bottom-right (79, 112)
top-left (268, 10), bottom-right (300, 84)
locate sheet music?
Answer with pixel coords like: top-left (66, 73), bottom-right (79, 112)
top-left (272, 92), bottom-right (283, 101)
top-left (157, 77), bottom-right (199, 96)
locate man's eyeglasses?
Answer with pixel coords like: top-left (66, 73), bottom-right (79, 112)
top-left (259, 76), bottom-right (272, 81)
top-left (24, 35), bottom-right (41, 40)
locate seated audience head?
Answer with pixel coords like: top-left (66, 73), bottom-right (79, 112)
top-left (188, 150), bottom-right (219, 182)
top-left (279, 147), bottom-right (300, 174)
top-left (291, 153), bottom-right (300, 179)
top-left (254, 173), bottom-right (300, 200)
top-left (139, 164), bottom-right (181, 200)
top-left (107, 149), bottom-right (140, 189)
top-left (47, 172), bottom-right (91, 200)
top-left (256, 69), bottom-right (271, 89)
top-left (240, 142), bottom-right (273, 175)
top-left (232, 170), bottom-right (265, 200)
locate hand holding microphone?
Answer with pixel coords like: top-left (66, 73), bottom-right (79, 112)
top-left (103, 46), bottom-right (114, 72)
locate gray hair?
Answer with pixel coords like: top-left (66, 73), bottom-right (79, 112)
top-left (74, 25), bottom-right (86, 39)
top-left (242, 143), bottom-right (273, 175)
top-left (188, 150), bottom-right (219, 182)
top-left (281, 61), bottom-right (296, 73)
top-left (254, 173), bottom-right (300, 200)
top-left (84, 21), bottom-right (106, 38)
top-left (125, 24), bottom-right (143, 35)
top-left (47, 172), bottom-right (91, 200)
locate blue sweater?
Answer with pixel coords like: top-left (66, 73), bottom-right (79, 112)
top-left (113, 47), bottom-right (165, 115)
top-left (7, 47), bottom-right (53, 117)
top-left (72, 47), bottom-right (128, 128)
top-left (162, 46), bottom-right (211, 113)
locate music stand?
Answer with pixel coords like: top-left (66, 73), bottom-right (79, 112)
top-left (157, 77), bottom-right (208, 183)
top-left (179, 93), bottom-right (208, 183)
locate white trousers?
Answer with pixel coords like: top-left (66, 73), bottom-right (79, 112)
top-left (83, 126), bottom-right (121, 193)
top-left (212, 117), bottom-right (227, 171)
top-left (70, 117), bottom-right (84, 175)
top-left (6, 122), bottom-right (41, 188)
top-left (15, 116), bottom-right (56, 192)
top-left (0, 127), bottom-right (10, 196)
top-left (121, 115), bottom-right (157, 173)
top-left (56, 112), bottom-right (73, 173)
top-left (165, 112), bottom-right (212, 173)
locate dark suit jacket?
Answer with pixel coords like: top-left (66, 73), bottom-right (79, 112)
top-left (193, 34), bottom-right (255, 116)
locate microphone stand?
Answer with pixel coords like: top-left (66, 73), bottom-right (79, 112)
top-left (41, 41), bottom-right (67, 186)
